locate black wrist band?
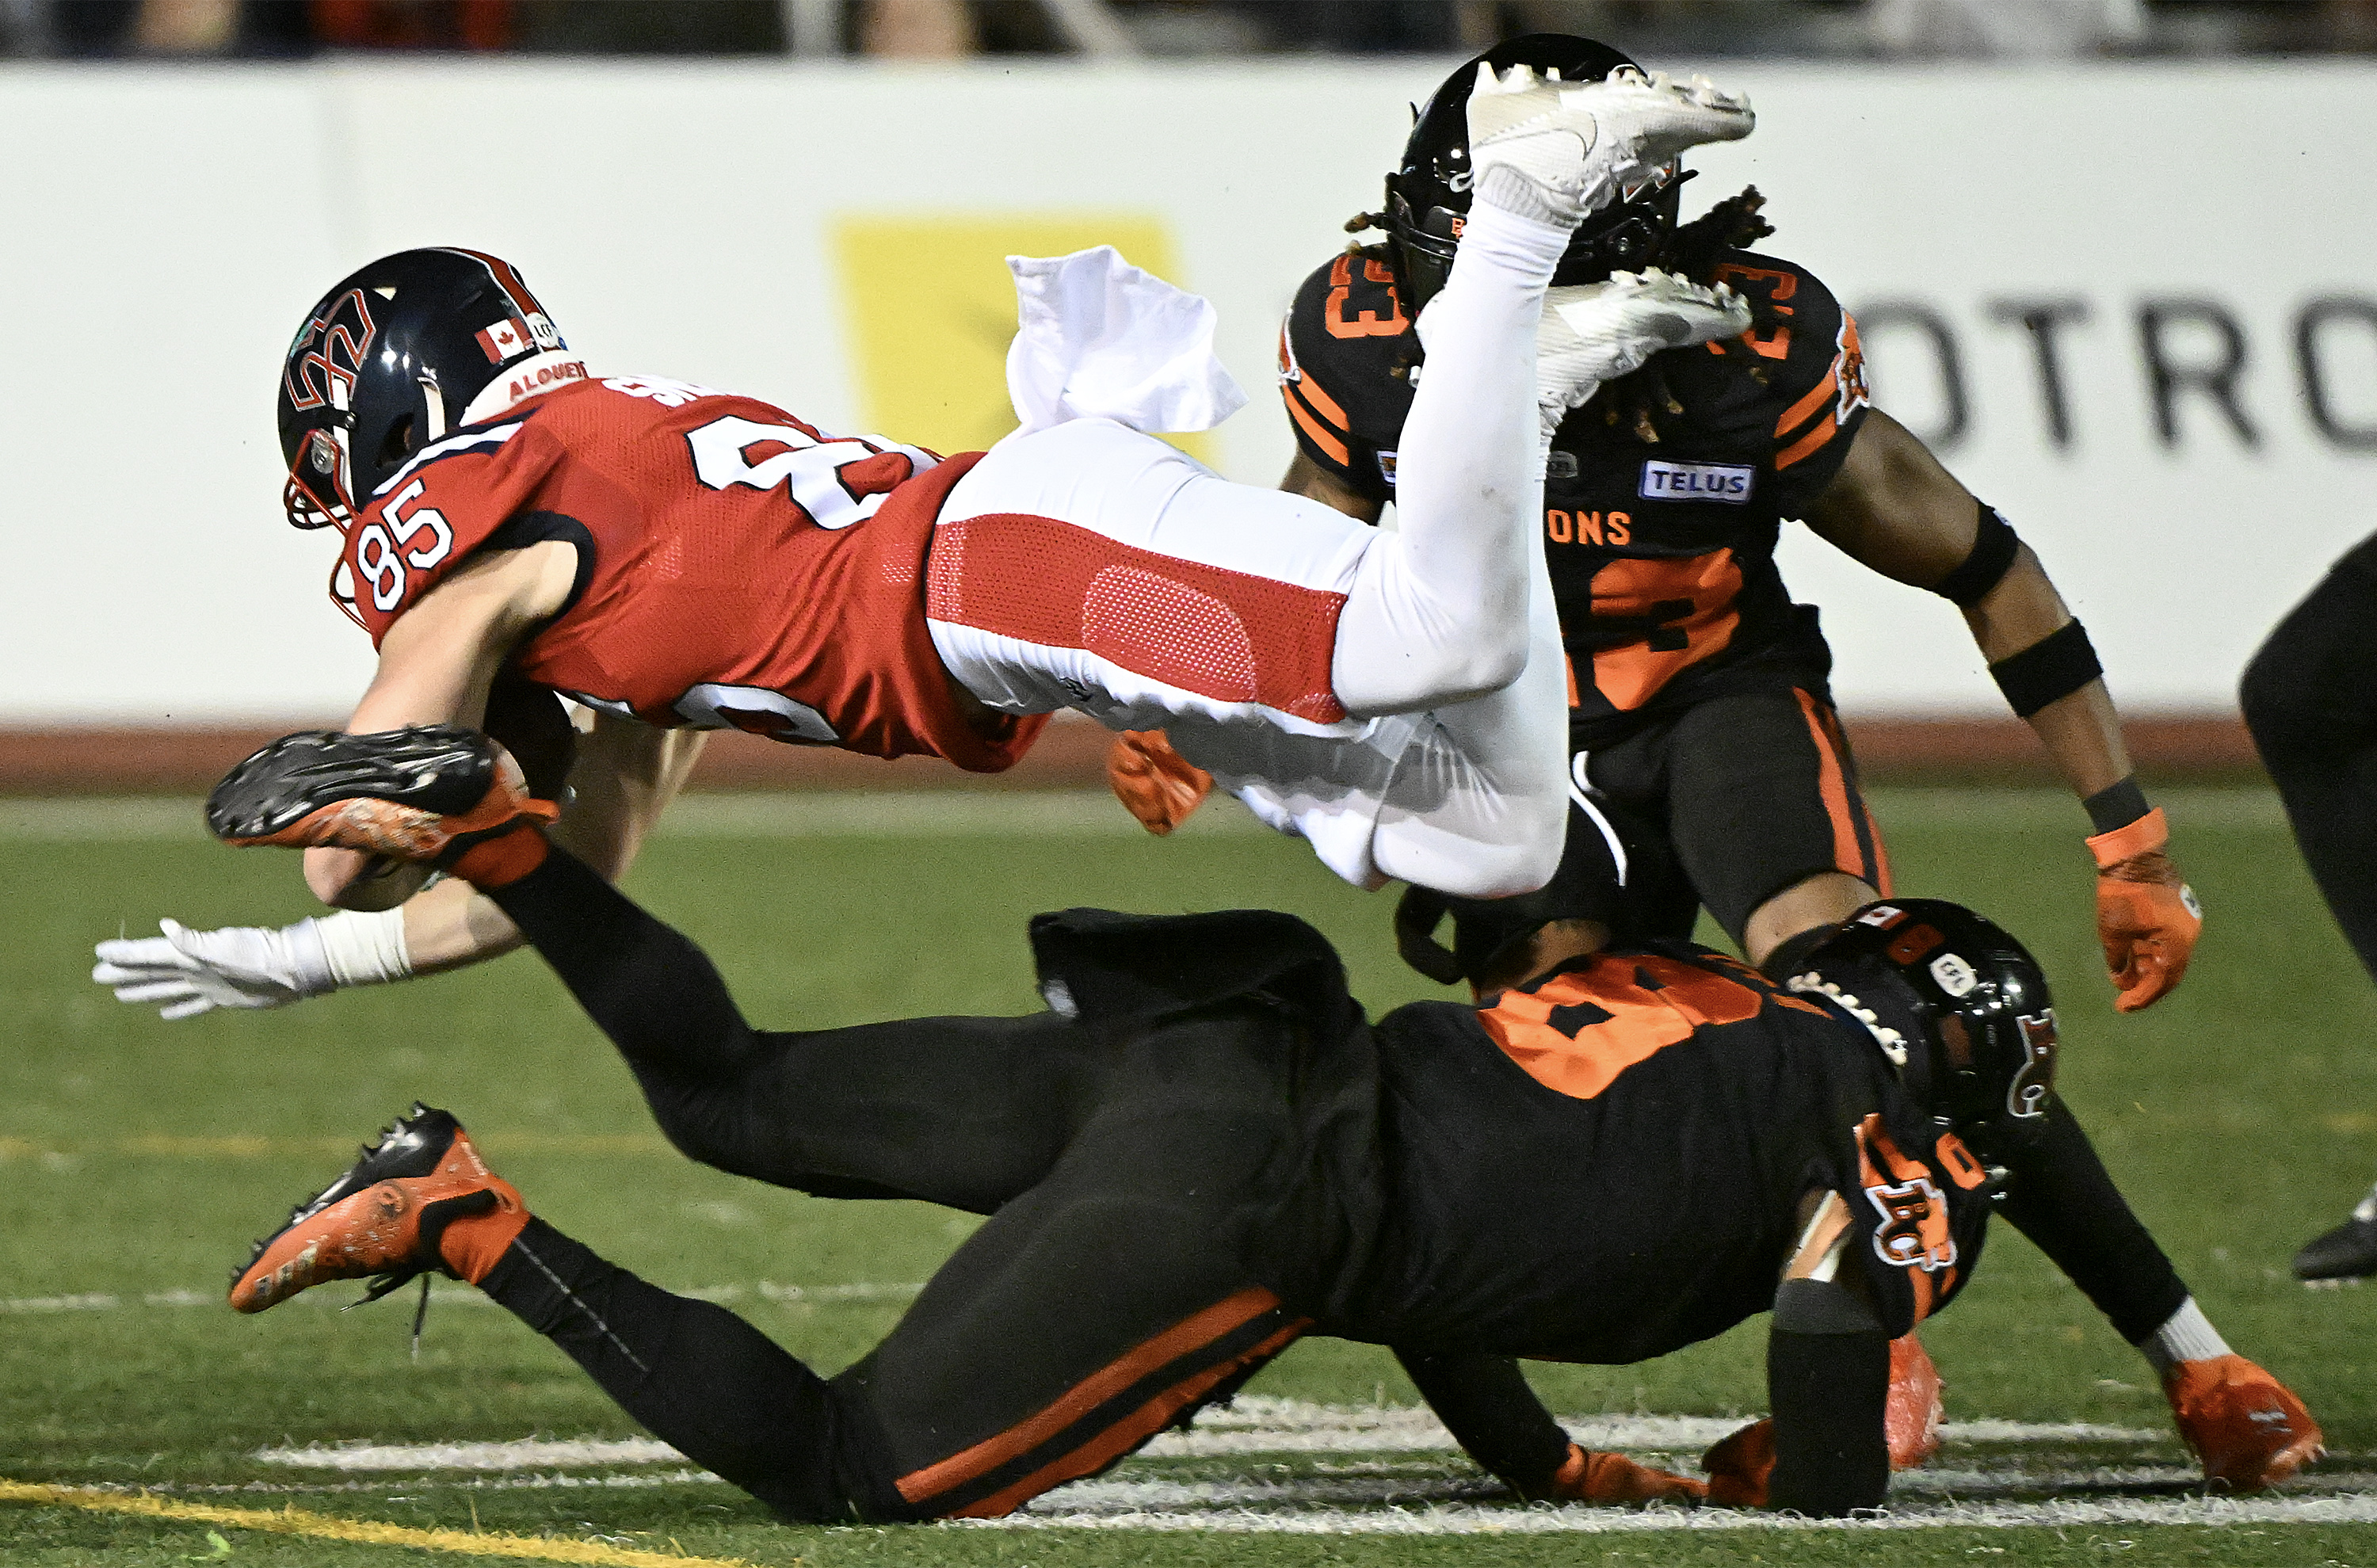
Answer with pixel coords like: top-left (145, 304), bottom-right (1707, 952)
top-left (1989, 620), bottom-right (2103, 719)
top-left (2084, 776), bottom-right (2150, 836)
top-left (1931, 502), bottom-right (2021, 609)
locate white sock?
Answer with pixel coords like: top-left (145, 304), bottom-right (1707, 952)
top-left (1367, 544), bottom-right (1569, 898)
top-left (2355, 1181), bottom-right (2377, 1224)
top-left (2136, 1297), bottom-right (2231, 1375)
top-left (1330, 198), bottom-right (1564, 717)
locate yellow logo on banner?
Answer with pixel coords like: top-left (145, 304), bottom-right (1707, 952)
top-left (830, 216), bottom-right (1211, 464)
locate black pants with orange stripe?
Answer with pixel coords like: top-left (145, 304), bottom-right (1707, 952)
top-left (1559, 677), bottom-right (1889, 945)
top-left (477, 849), bottom-right (1322, 1523)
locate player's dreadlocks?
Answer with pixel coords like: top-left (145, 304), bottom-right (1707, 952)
top-left (1593, 185), bottom-right (1776, 444)
top-left (1343, 185), bottom-right (1780, 445)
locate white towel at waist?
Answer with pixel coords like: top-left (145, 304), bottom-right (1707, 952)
top-left (1002, 245), bottom-right (1249, 441)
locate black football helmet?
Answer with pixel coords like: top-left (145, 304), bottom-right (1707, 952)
top-left (1787, 900), bottom-right (2059, 1153)
top-left (279, 248), bottom-right (571, 532)
top-left (1394, 797), bottom-right (1693, 988)
top-left (1384, 33), bottom-right (1694, 312)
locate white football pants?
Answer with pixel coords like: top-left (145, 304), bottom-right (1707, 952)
top-left (926, 204), bottom-right (1572, 897)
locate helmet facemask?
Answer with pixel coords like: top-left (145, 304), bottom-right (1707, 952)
top-left (280, 286), bottom-right (376, 531)
top-left (284, 423), bottom-right (355, 532)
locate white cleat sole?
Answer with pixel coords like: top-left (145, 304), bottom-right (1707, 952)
top-left (1536, 270), bottom-right (1753, 433)
top-left (1468, 63), bottom-right (1754, 227)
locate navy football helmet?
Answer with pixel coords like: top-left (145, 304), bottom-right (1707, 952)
top-left (279, 248), bottom-right (572, 531)
top-left (1383, 33), bottom-right (1694, 311)
top-left (1788, 900), bottom-right (2060, 1152)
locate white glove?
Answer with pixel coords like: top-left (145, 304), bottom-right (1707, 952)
top-left (93, 911), bottom-right (408, 1021)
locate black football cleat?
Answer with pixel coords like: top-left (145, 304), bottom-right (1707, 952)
top-left (229, 1104), bottom-right (523, 1314)
top-left (206, 725), bottom-right (557, 864)
top-left (2294, 1212), bottom-right (2377, 1284)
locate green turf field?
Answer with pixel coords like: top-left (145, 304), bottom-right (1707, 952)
top-left (4, 788), bottom-right (2375, 1566)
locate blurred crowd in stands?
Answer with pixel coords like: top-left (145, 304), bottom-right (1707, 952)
top-left (4, 0), bottom-right (2375, 59)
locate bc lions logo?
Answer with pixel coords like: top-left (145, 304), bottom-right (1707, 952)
top-left (285, 288), bottom-right (376, 416)
top-left (1835, 313), bottom-right (1872, 424)
top-left (1867, 1175), bottom-right (1957, 1272)
top-left (2007, 1011), bottom-right (2058, 1120)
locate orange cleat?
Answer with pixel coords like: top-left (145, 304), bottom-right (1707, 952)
top-left (1886, 1333), bottom-right (1944, 1469)
top-left (2165, 1354), bottom-right (2323, 1490)
top-left (229, 1104), bottom-right (527, 1314)
top-left (1105, 729), bottom-right (1213, 836)
top-left (207, 726), bottom-right (558, 865)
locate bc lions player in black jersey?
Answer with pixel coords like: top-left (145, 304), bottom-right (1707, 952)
top-left (1279, 37), bottom-right (2200, 1005)
top-left (1104, 32), bottom-right (2298, 1494)
top-left (1117, 35), bottom-right (2200, 1014)
top-left (205, 727), bottom-right (2318, 1518)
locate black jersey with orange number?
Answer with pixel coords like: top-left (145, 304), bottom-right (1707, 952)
top-left (1280, 246), bottom-right (1871, 746)
top-left (1338, 940), bottom-right (1988, 1360)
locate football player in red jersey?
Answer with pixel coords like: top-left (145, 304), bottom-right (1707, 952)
top-left (1110, 32), bottom-right (2277, 1494)
top-left (94, 68), bottom-right (1765, 1016)
top-left (209, 728), bottom-right (2321, 1517)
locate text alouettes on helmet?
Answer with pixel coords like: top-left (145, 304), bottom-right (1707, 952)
top-left (278, 247), bottom-right (583, 534)
top-left (1788, 900), bottom-right (2060, 1156)
top-left (1384, 33), bottom-right (1693, 313)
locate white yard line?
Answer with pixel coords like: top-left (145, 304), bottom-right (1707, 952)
top-left (259, 1439), bottom-right (688, 1473)
top-left (0, 788), bottom-right (2284, 842)
top-left (976, 1493), bottom-right (2377, 1533)
top-left (252, 1400), bottom-right (2158, 1475)
top-left (223, 1436), bottom-right (2377, 1536)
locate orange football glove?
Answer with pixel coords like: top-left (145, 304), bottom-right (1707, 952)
top-left (1105, 729), bottom-right (1213, 837)
top-left (2164, 1353), bottom-right (2324, 1490)
top-left (2086, 807), bottom-right (2202, 1013)
top-left (1700, 1418), bottom-right (1773, 1508)
top-left (1544, 1443), bottom-right (1707, 1505)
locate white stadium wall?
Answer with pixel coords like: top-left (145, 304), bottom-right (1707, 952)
top-left (1, 56), bottom-right (2371, 725)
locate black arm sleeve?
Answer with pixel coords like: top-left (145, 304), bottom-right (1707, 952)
top-left (1765, 1326), bottom-right (1890, 1515)
top-left (1395, 1350), bottom-right (1573, 1497)
top-left (1993, 1095), bottom-right (2188, 1345)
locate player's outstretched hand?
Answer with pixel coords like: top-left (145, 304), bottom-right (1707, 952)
top-left (92, 918), bottom-right (334, 1020)
top-left (2086, 807), bottom-right (2202, 1013)
top-left (1699, 1418), bottom-right (1773, 1507)
top-left (1547, 1444), bottom-right (1707, 1505)
top-left (1105, 729), bottom-right (1212, 836)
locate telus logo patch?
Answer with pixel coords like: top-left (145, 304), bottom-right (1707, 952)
top-left (1639, 460), bottom-right (1754, 504)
